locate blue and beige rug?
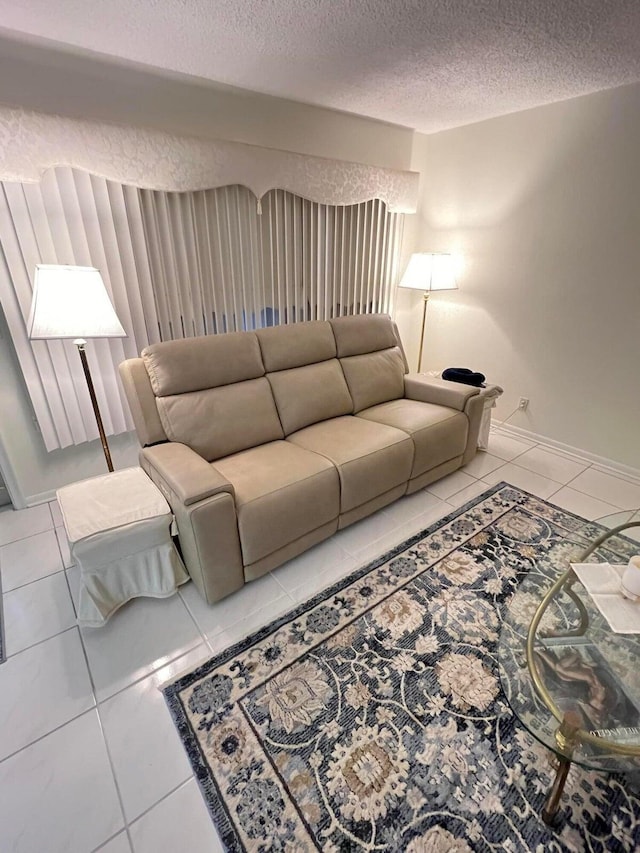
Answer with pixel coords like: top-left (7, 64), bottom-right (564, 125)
top-left (164, 483), bottom-right (640, 851)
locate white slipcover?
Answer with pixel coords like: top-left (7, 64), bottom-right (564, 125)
top-left (57, 467), bottom-right (188, 627)
top-left (477, 385), bottom-right (504, 451)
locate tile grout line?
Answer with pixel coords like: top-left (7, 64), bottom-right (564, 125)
top-left (555, 461), bottom-right (594, 489)
top-left (176, 587), bottom-right (210, 647)
top-left (492, 447), bottom-right (635, 518)
top-left (459, 440), bottom-right (544, 494)
top-left (4, 523), bottom-right (74, 626)
top-left (48, 500), bottom-right (58, 529)
top-left (0, 524), bottom-right (56, 549)
top-left (495, 460), bottom-right (575, 497)
top-left (503, 435), bottom-right (640, 504)
top-left (95, 697), bottom-right (137, 851)
top-left (469, 438), bottom-right (600, 505)
top-left (546, 462), bottom-right (636, 515)
top-left (544, 461), bottom-right (593, 503)
top-left (75, 616), bottom-right (136, 852)
top-left (0, 701), bottom-right (98, 766)
top-left (6, 636), bottom-right (213, 766)
top-left (2, 623), bottom-right (78, 663)
top-left (2, 566), bottom-right (67, 595)
top-left (123, 776), bottom-right (194, 838)
top-left (90, 639), bottom-right (206, 706)
top-left (0, 624), bottom-right (97, 764)
top-left (178, 586), bottom-right (290, 653)
top-left (90, 828), bottom-right (133, 853)
top-left (269, 569), bottom-right (299, 602)
top-left (64, 568), bottom-right (79, 621)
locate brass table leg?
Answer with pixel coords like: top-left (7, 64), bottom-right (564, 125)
top-left (542, 756), bottom-right (571, 825)
top-left (541, 709), bottom-right (581, 825)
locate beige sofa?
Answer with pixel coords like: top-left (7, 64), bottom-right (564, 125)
top-left (119, 314), bottom-right (488, 604)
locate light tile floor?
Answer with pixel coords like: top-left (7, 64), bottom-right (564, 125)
top-left (1, 427), bottom-right (639, 852)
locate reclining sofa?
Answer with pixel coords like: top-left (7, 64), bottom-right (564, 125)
top-left (119, 314), bottom-right (487, 604)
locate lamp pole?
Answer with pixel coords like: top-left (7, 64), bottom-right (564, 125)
top-left (74, 339), bottom-right (114, 472)
top-left (417, 291), bottom-right (430, 373)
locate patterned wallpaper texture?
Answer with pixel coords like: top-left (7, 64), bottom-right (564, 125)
top-left (0, 104), bottom-right (419, 212)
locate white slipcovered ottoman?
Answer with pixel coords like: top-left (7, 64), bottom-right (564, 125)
top-left (57, 466), bottom-right (189, 627)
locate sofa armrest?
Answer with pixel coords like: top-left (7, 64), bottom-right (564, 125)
top-left (139, 443), bottom-right (243, 604)
top-left (140, 442), bottom-right (234, 506)
top-left (404, 374), bottom-right (481, 411)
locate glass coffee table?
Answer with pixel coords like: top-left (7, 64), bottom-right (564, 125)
top-left (499, 518), bottom-right (640, 824)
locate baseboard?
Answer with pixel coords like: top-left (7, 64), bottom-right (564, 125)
top-left (494, 422), bottom-right (640, 485)
top-left (0, 439), bottom-right (26, 509)
top-left (26, 489), bottom-right (56, 507)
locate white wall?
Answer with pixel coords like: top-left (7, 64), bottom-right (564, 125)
top-left (0, 37), bottom-right (415, 506)
top-left (397, 83), bottom-right (640, 471)
top-left (0, 32), bottom-right (413, 171)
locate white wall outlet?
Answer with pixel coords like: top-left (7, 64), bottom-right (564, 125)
top-left (518, 397), bottom-right (529, 410)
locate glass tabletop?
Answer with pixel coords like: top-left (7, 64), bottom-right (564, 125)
top-left (597, 508), bottom-right (640, 538)
top-left (498, 515), bottom-right (640, 773)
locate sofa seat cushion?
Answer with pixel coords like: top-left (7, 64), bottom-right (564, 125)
top-left (214, 441), bottom-right (339, 566)
top-left (287, 416), bottom-right (413, 513)
top-left (357, 399), bottom-right (468, 478)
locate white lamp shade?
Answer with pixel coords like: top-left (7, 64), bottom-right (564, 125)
top-left (28, 265), bottom-right (126, 340)
top-left (399, 252), bottom-right (457, 292)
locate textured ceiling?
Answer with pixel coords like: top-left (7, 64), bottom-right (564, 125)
top-left (1, 0), bottom-right (640, 132)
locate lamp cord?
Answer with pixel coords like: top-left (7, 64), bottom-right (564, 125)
top-left (490, 404), bottom-right (521, 433)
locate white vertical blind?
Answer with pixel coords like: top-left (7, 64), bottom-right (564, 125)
top-left (0, 168), bottom-right (404, 451)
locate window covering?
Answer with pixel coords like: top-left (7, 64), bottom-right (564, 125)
top-left (0, 104), bottom-right (419, 212)
top-left (0, 168), bottom-right (404, 451)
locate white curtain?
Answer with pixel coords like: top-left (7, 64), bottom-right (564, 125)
top-left (0, 167), bottom-right (404, 451)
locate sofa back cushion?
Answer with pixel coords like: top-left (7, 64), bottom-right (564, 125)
top-left (340, 348), bottom-right (406, 413)
top-left (268, 359), bottom-right (353, 435)
top-left (328, 313), bottom-right (407, 412)
top-left (133, 314), bottom-right (407, 454)
top-left (330, 313), bottom-right (399, 358)
top-left (142, 331), bottom-right (264, 396)
top-left (156, 378), bottom-right (284, 461)
top-left (256, 321), bottom-right (336, 371)
top-left (257, 321), bottom-right (352, 435)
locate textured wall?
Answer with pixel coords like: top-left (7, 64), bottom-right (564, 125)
top-left (400, 83), bottom-right (640, 469)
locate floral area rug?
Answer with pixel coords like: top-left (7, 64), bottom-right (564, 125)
top-left (164, 483), bottom-right (640, 852)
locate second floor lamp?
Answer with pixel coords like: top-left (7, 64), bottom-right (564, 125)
top-left (399, 252), bottom-right (457, 372)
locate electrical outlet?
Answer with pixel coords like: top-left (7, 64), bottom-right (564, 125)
top-left (518, 397), bottom-right (529, 410)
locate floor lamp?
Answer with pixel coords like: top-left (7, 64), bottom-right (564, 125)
top-left (398, 252), bottom-right (457, 372)
top-left (27, 264), bottom-right (126, 473)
